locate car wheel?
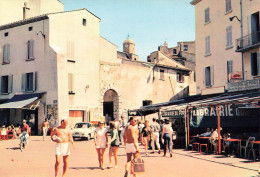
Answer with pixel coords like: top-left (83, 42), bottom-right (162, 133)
top-left (73, 137), bottom-right (76, 141)
top-left (87, 134), bottom-right (91, 140)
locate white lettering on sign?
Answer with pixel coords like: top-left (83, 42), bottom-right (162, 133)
top-left (192, 104), bottom-right (239, 117)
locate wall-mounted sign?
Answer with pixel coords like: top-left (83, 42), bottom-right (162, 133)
top-left (228, 78), bottom-right (260, 92)
top-left (161, 110), bottom-right (185, 118)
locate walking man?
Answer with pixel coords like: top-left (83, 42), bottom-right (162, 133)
top-left (51, 119), bottom-right (74, 177)
top-left (42, 118), bottom-right (49, 141)
top-left (120, 115), bottom-right (128, 144)
top-left (151, 118), bottom-right (161, 154)
top-left (123, 116), bottom-right (140, 177)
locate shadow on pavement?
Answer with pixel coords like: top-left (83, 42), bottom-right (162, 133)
top-left (70, 167), bottom-right (100, 170)
top-left (6, 147), bottom-right (20, 150)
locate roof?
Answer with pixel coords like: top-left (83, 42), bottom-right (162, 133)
top-left (0, 8), bottom-right (101, 31)
top-left (124, 38), bottom-right (135, 44)
top-left (190, 0), bottom-right (202, 5)
top-left (117, 51), bottom-right (131, 60)
top-left (128, 91), bottom-right (260, 116)
top-left (0, 93), bottom-right (44, 109)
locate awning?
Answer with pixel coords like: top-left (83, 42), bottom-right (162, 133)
top-left (0, 93), bottom-right (44, 109)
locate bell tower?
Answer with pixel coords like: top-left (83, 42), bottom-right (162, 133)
top-left (123, 37), bottom-right (135, 55)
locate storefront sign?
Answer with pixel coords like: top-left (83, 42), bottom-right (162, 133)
top-left (161, 110), bottom-right (185, 118)
top-left (228, 78), bottom-right (260, 92)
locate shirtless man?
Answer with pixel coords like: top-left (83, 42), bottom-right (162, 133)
top-left (123, 116), bottom-right (140, 177)
top-left (51, 119), bottom-right (74, 177)
top-left (42, 118), bottom-right (49, 141)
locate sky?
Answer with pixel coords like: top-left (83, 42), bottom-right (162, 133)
top-left (61, 0), bottom-right (195, 61)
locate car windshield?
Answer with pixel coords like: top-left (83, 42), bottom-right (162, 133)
top-left (74, 123), bottom-right (89, 128)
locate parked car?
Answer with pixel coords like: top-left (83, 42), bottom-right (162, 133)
top-left (71, 122), bottom-right (95, 141)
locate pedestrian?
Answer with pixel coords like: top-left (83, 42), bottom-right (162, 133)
top-left (42, 118), bottom-right (49, 141)
top-left (138, 121), bottom-right (145, 145)
top-left (150, 118), bottom-right (161, 154)
top-left (141, 120), bottom-right (153, 156)
top-left (120, 116), bottom-right (128, 144)
top-left (118, 119), bottom-right (122, 143)
top-left (94, 121), bottom-right (108, 170)
top-left (19, 120), bottom-right (30, 145)
top-left (108, 121), bottom-right (120, 168)
top-left (123, 116), bottom-right (140, 177)
top-left (51, 119), bottom-right (74, 177)
top-left (161, 119), bottom-right (173, 157)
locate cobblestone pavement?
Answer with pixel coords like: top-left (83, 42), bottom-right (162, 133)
top-left (0, 136), bottom-right (259, 177)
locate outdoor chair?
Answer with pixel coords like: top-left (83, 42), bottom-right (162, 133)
top-left (240, 137), bottom-right (255, 158)
top-left (248, 141), bottom-right (259, 161)
top-left (200, 143), bottom-right (208, 154)
top-left (192, 142), bottom-right (200, 152)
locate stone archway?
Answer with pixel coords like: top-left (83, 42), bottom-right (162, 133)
top-left (103, 89), bottom-right (119, 121)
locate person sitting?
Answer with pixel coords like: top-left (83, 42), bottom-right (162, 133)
top-left (200, 128), bottom-right (212, 137)
top-left (210, 128), bottom-right (222, 154)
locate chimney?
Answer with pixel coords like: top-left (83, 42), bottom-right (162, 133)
top-left (23, 2), bottom-right (30, 20)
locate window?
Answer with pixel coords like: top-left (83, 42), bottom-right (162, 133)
top-left (68, 73), bottom-right (75, 94)
top-left (22, 72), bottom-right (37, 92)
top-left (173, 49), bottom-right (177, 54)
top-left (227, 60), bottom-right (233, 81)
top-left (177, 72), bottom-right (184, 83)
top-left (82, 18), bottom-right (87, 26)
top-left (204, 8), bottom-right (210, 24)
top-left (205, 36), bottom-right (211, 56)
top-left (160, 69), bottom-right (165, 80)
top-left (226, 0), bottom-right (232, 13)
top-left (28, 26), bottom-right (33, 31)
top-left (204, 66), bottom-right (214, 87)
top-left (4, 32), bottom-right (8, 37)
top-left (2, 44), bottom-right (10, 64)
top-left (183, 45), bottom-right (188, 51)
top-left (1, 75), bottom-right (12, 94)
top-left (251, 52), bottom-right (260, 76)
top-left (226, 26), bottom-right (233, 48)
top-left (67, 41), bottom-right (74, 59)
top-left (27, 40), bottom-right (35, 60)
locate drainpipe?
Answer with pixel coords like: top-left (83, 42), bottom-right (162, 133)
top-left (240, 0), bottom-right (244, 80)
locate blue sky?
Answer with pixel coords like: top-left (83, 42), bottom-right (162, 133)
top-left (61, 0), bottom-right (195, 61)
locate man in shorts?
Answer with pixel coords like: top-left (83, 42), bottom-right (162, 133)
top-left (51, 119), bottom-right (74, 177)
top-left (123, 116), bottom-right (140, 177)
top-left (42, 118), bottom-right (49, 141)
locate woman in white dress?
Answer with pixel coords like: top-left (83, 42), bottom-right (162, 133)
top-left (94, 121), bottom-right (108, 170)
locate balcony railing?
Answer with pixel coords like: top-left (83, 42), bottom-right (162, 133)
top-left (236, 31), bottom-right (260, 52)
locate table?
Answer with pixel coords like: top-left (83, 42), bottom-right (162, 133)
top-left (223, 139), bottom-right (242, 156)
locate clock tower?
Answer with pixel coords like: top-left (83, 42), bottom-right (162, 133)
top-left (123, 38), bottom-right (135, 55)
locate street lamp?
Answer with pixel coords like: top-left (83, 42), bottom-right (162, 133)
top-left (229, 16), bottom-right (241, 22)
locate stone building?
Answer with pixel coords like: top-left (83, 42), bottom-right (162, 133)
top-left (0, 0), bottom-right (193, 134)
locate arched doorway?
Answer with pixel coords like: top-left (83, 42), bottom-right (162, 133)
top-left (103, 89), bottom-right (119, 121)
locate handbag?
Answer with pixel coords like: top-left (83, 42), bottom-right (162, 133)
top-left (131, 157), bottom-right (145, 174)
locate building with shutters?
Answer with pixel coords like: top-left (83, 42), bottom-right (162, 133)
top-left (190, 0), bottom-right (260, 95)
top-left (0, 0), bottom-right (194, 134)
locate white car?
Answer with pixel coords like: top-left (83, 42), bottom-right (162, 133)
top-left (72, 122), bottom-right (95, 141)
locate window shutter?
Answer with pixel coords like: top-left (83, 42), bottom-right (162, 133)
top-left (251, 53), bottom-right (254, 75)
top-left (203, 68), bottom-right (206, 87)
top-left (68, 73), bottom-right (74, 92)
top-left (33, 72), bottom-right (37, 91)
top-left (205, 8), bottom-right (209, 23)
top-left (257, 52), bottom-right (260, 75)
top-left (3, 45), bottom-right (6, 62)
top-left (71, 42), bottom-right (74, 59)
top-left (28, 40), bottom-right (34, 59)
top-left (210, 65), bottom-right (214, 86)
top-left (21, 74), bottom-right (26, 92)
top-left (8, 75), bottom-right (13, 93)
top-left (0, 76), bottom-right (2, 94)
top-left (7, 44), bottom-right (10, 63)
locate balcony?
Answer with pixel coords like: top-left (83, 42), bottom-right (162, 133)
top-left (236, 31), bottom-right (260, 52)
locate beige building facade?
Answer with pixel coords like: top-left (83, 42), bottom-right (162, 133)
top-left (0, 0), bottom-right (193, 134)
top-left (191, 0), bottom-right (260, 95)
